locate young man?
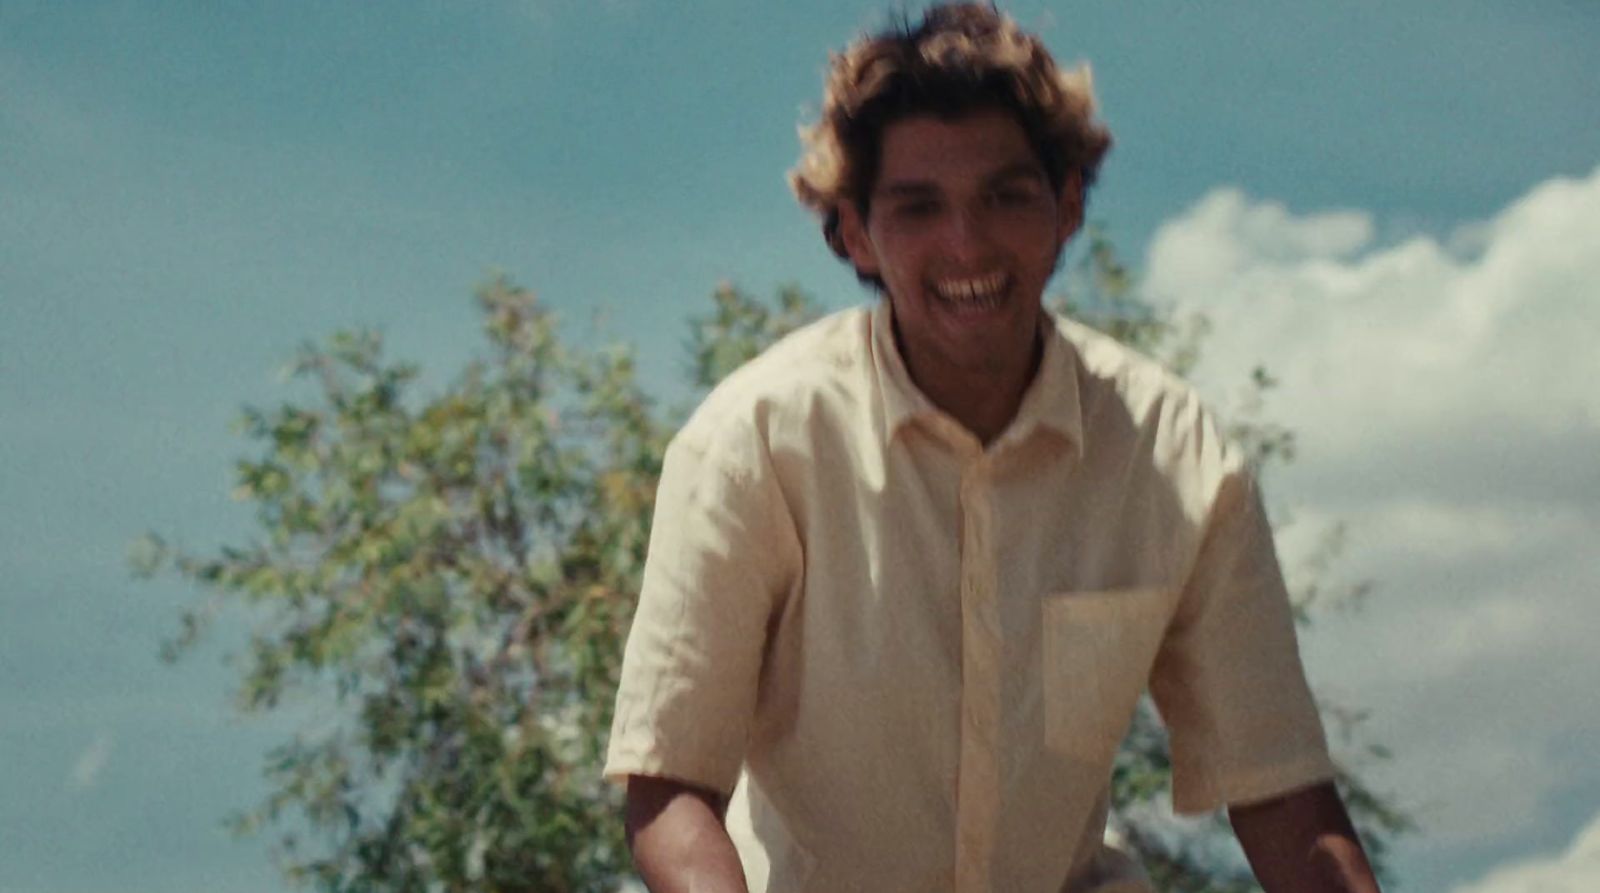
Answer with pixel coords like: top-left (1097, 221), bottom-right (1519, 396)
top-left (605, 5), bottom-right (1383, 891)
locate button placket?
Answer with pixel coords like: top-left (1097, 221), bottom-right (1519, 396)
top-left (954, 459), bottom-right (1001, 892)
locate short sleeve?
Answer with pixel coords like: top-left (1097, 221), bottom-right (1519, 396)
top-left (603, 420), bottom-right (801, 796)
top-left (1148, 471), bottom-right (1337, 815)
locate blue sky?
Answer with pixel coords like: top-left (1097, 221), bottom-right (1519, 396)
top-left (3, 2), bottom-right (1597, 891)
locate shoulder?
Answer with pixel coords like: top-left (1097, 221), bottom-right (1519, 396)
top-left (672, 305), bottom-right (873, 459)
top-left (1052, 314), bottom-right (1200, 416)
top-left (1053, 313), bottom-right (1245, 491)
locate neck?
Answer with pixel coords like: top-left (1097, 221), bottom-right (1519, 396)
top-left (894, 318), bottom-right (1043, 446)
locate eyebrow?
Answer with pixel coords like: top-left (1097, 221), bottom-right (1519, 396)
top-left (984, 162), bottom-right (1050, 187)
top-left (874, 161), bottom-right (1049, 199)
top-left (875, 181), bottom-right (940, 199)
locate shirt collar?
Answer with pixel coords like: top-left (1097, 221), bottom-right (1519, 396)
top-left (868, 299), bottom-right (1084, 458)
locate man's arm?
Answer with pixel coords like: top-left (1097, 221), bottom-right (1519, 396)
top-left (1229, 781), bottom-right (1381, 893)
top-left (626, 775), bottom-right (749, 893)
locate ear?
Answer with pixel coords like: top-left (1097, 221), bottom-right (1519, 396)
top-left (1055, 170), bottom-right (1084, 248)
top-left (837, 201), bottom-right (881, 276)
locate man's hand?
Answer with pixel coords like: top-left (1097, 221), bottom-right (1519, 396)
top-left (626, 775), bottom-right (749, 893)
top-left (1229, 781), bottom-right (1382, 893)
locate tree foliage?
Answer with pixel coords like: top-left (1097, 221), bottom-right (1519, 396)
top-left (135, 235), bottom-right (1407, 892)
top-left (135, 279), bottom-right (670, 891)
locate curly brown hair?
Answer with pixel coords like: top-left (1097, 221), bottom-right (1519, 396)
top-left (790, 3), bottom-right (1113, 284)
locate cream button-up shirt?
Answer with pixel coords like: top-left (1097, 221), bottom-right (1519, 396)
top-left (605, 302), bottom-right (1335, 892)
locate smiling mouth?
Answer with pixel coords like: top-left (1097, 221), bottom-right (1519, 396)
top-left (931, 272), bottom-right (1010, 313)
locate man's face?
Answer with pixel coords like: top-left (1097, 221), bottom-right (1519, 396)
top-left (839, 109), bottom-right (1082, 383)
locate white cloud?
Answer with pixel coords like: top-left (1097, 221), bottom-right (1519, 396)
top-left (68, 733), bottom-right (113, 791)
top-left (1450, 811), bottom-right (1600, 893)
top-left (1147, 168), bottom-right (1600, 474)
top-left (1142, 168), bottom-right (1600, 859)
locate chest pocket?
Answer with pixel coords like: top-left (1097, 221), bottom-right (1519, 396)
top-left (1041, 588), bottom-right (1173, 767)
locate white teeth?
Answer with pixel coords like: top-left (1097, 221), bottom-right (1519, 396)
top-left (933, 272), bottom-right (1007, 307)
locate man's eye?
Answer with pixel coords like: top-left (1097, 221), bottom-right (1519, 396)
top-left (893, 200), bottom-right (940, 219)
top-left (988, 187), bottom-right (1040, 207)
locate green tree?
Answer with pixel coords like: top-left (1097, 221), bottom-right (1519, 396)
top-left (135, 240), bottom-right (1406, 892)
top-left (134, 279), bottom-right (673, 891)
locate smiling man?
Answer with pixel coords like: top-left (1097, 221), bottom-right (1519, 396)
top-left (604, 5), bottom-right (1382, 892)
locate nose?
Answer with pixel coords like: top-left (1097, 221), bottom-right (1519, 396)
top-left (941, 204), bottom-right (993, 262)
